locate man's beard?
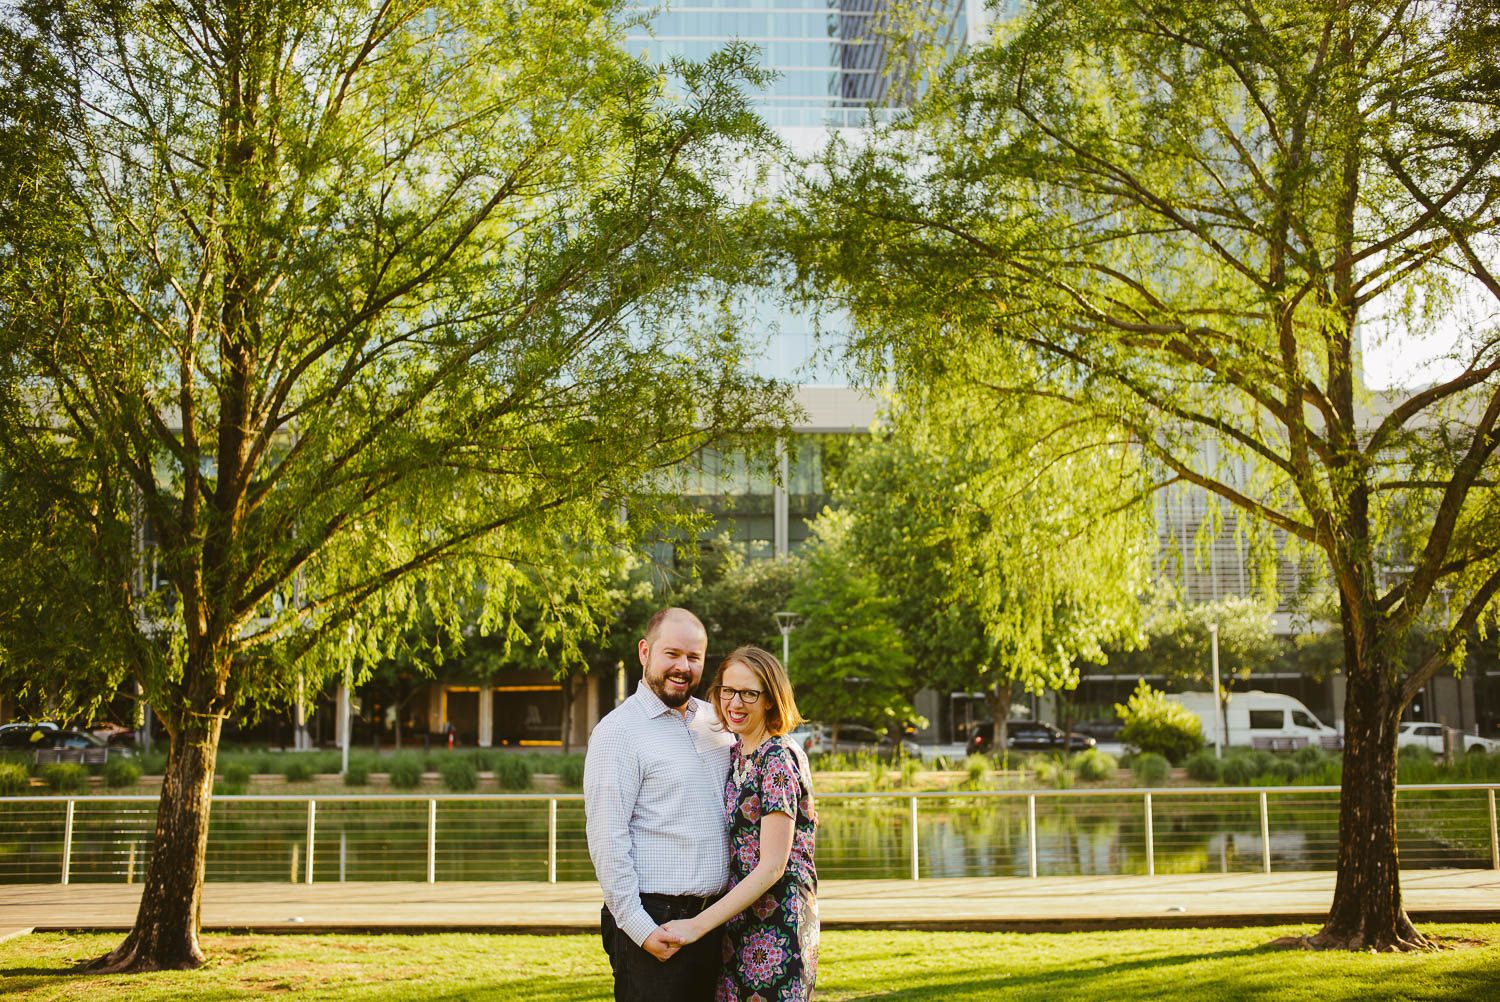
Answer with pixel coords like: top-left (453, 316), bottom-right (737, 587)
top-left (646, 667), bottom-right (694, 708)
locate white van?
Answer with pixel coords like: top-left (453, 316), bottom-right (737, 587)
top-left (1169, 690), bottom-right (1338, 749)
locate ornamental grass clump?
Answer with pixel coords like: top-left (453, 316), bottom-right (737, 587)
top-left (388, 755), bottom-right (424, 790)
top-left (1185, 750), bottom-right (1223, 782)
top-left (440, 756), bottom-right (479, 792)
top-left (282, 757), bottom-right (316, 783)
top-left (557, 755), bottom-right (586, 789)
top-left (102, 758), bottom-right (141, 789)
top-left (217, 763), bottom-right (252, 795)
top-left (962, 753), bottom-right (992, 790)
top-left (42, 762), bottom-right (88, 793)
top-left (494, 755), bottom-right (533, 791)
top-left (1129, 752), bottom-right (1171, 786)
top-left (0, 761), bottom-right (30, 795)
top-left (1070, 748), bottom-right (1118, 782)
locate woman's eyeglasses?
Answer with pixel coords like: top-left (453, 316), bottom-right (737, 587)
top-left (714, 685), bottom-right (764, 705)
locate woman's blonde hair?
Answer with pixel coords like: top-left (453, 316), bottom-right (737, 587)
top-left (712, 644), bottom-right (803, 737)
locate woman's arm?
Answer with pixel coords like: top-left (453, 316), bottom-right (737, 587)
top-left (661, 810), bottom-right (794, 945)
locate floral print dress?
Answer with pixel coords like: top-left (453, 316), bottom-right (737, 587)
top-left (716, 734), bottom-right (819, 1002)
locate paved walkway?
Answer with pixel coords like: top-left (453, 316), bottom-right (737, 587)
top-left (2, 870), bottom-right (1496, 936)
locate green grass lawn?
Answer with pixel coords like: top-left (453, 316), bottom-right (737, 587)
top-left (1, 926), bottom-right (1497, 1001)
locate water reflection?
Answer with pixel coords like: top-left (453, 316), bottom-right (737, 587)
top-left (0, 789), bottom-right (1490, 884)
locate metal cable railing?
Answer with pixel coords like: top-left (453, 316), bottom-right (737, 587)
top-left (2, 785), bottom-right (1496, 885)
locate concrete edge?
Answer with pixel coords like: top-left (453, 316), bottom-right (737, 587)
top-left (0, 928), bottom-right (33, 945)
top-left (25, 911), bottom-right (1500, 936)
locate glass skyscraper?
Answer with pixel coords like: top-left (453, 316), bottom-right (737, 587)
top-left (627, 1), bottom-right (974, 130)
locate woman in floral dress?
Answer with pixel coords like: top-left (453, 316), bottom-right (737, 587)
top-left (661, 644), bottom-right (818, 1002)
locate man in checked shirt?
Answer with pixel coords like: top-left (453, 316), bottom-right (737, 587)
top-left (585, 606), bottom-right (735, 1002)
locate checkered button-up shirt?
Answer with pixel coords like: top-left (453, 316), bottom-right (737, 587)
top-left (584, 684), bottom-right (734, 945)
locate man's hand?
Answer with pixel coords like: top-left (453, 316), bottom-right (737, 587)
top-left (642, 924), bottom-right (683, 962)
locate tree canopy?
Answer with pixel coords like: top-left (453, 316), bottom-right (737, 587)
top-left (0, 0), bottom-right (791, 970)
top-left (782, 0), bottom-right (1500, 950)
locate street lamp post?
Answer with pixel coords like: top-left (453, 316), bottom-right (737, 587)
top-left (773, 611), bottom-right (800, 669)
top-left (1209, 622), bottom-right (1222, 759)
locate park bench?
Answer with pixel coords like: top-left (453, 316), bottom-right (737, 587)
top-left (1251, 736), bottom-right (1307, 752)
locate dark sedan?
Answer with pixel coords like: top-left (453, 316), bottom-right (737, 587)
top-left (0, 724), bottom-right (120, 754)
top-left (965, 720), bottom-right (1097, 756)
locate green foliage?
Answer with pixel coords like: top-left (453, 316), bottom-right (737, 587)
top-left (217, 763), bottom-right (253, 795)
top-left (556, 755), bottom-right (586, 790)
top-left (786, 511), bottom-right (919, 735)
top-left (782, 0), bottom-right (1500, 941)
top-left (964, 754), bottom-right (992, 789)
top-left (899, 756), bottom-right (922, 788)
top-left (0, 762), bottom-right (29, 795)
top-left (388, 755), bottom-right (425, 790)
top-left (1116, 681), bottom-right (1205, 764)
top-left (102, 758), bottom-right (141, 789)
top-left (0, 0), bottom-right (795, 958)
top-left (1184, 751), bottom-right (1223, 783)
top-left (41, 762), bottom-right (88, 793)
top-left (1069, 749), bottom-right (1118, 782)
top-left (1105, 587), bottom-right (1280, 687)
top-left (1028, 756), bottom-right (1075, 789)
top-left (832, 390), bottom-right (1152, 733)
top-left (494, 755), bottom-right (534, 791)
top-left (1129, 753), bottom-right (1171, 786)
top-left (1219, 756), bottom-right (1258, 786)
top-left (439, 757), bottom-right (479, 793)
top-left (343, 762), bottom-right (370, 787)
top-left (283, 758), bottom-right (317, 784)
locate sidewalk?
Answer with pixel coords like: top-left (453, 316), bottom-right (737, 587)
top-left (2, 870), bottom-right (1496, 935)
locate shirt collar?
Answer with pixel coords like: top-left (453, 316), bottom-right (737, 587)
top-left (634, 681), bottom-right (699, 721)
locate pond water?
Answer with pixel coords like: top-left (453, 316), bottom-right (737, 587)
top-left (0, 789), bottom-right (1491, 884)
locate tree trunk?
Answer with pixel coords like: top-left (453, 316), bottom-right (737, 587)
top-left (1307, 608), bottom-right (1430, 952)
top-left (988, 678), bottom-right (1013, 770)
top-left (85, 712), bottom-right (223, 971)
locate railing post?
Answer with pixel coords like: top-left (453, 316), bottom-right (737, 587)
top-left (1488, 788), bottom-right (1497, 871)
top-left (1144, 792), bottom-right (1154, 877)
top-left (427, 798), bottom-right (437, 883)
top-left (1027, 794), bottom-right (1037, 879)
top-left (61, 799), bottom-right (75, 886)
top-left (548, 798), bottom-right (558, 884)
top-left (305, 799), bottom-right (316, 884)
top-left (909, 796), bottom-right (919, 881)
top-left (1259, 791), bottom-right (1271, 874)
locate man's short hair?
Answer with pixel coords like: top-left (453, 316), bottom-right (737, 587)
top-left (643, 606), bottom-right (706, 644)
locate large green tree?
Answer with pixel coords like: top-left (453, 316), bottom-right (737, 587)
top-left (834, 388), bottom-right (1154, 758)
top-left (0, 0), bottom-right (788, 971)
top-left (787, 0), bottom-right (1500, 950)
top-left (786, 509), bottom-right (918, 748)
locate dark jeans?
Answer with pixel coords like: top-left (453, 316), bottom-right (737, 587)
top-left (601, 895), bottom-right (724, 1002)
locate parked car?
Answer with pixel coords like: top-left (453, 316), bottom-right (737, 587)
top-left (1397, 721), bottom-right (1500, 755)
top-left (0, 724), bottom-right (127, 755)
top-left (786, 722), bottom-right (826, 755)
top-left (823, 723), bottom-right (920, 758)
top-left (1072, 719), bottom-right (1125, 743)
top-left (965, 720), bottom-right (1097, 756)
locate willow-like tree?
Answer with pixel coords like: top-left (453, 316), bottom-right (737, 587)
top-left (0, 0), bottom-right (789, 971)
top-left (787, 0), bottom-right (1500, 950)
top-left (835, 394), bottom-right (1152, 759)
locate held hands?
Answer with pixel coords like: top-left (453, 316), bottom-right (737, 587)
top-left (642, 919), bottom-right (704, 962)
top-left (660, 918), bottom-right (704, 947)
top-left (642, 924), bottom-right (684, 962)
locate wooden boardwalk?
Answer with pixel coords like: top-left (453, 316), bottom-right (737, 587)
top-left (2, 870), bottom-right (1497, 938)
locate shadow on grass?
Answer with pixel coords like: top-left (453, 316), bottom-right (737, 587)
top-left (0, 965), bottom-right (617, 1002)
top-left (830, 940), bottom-right (1500, 1002)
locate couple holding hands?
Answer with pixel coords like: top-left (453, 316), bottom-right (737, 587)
top-left (584, 607), bottom-right (819, 1002)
